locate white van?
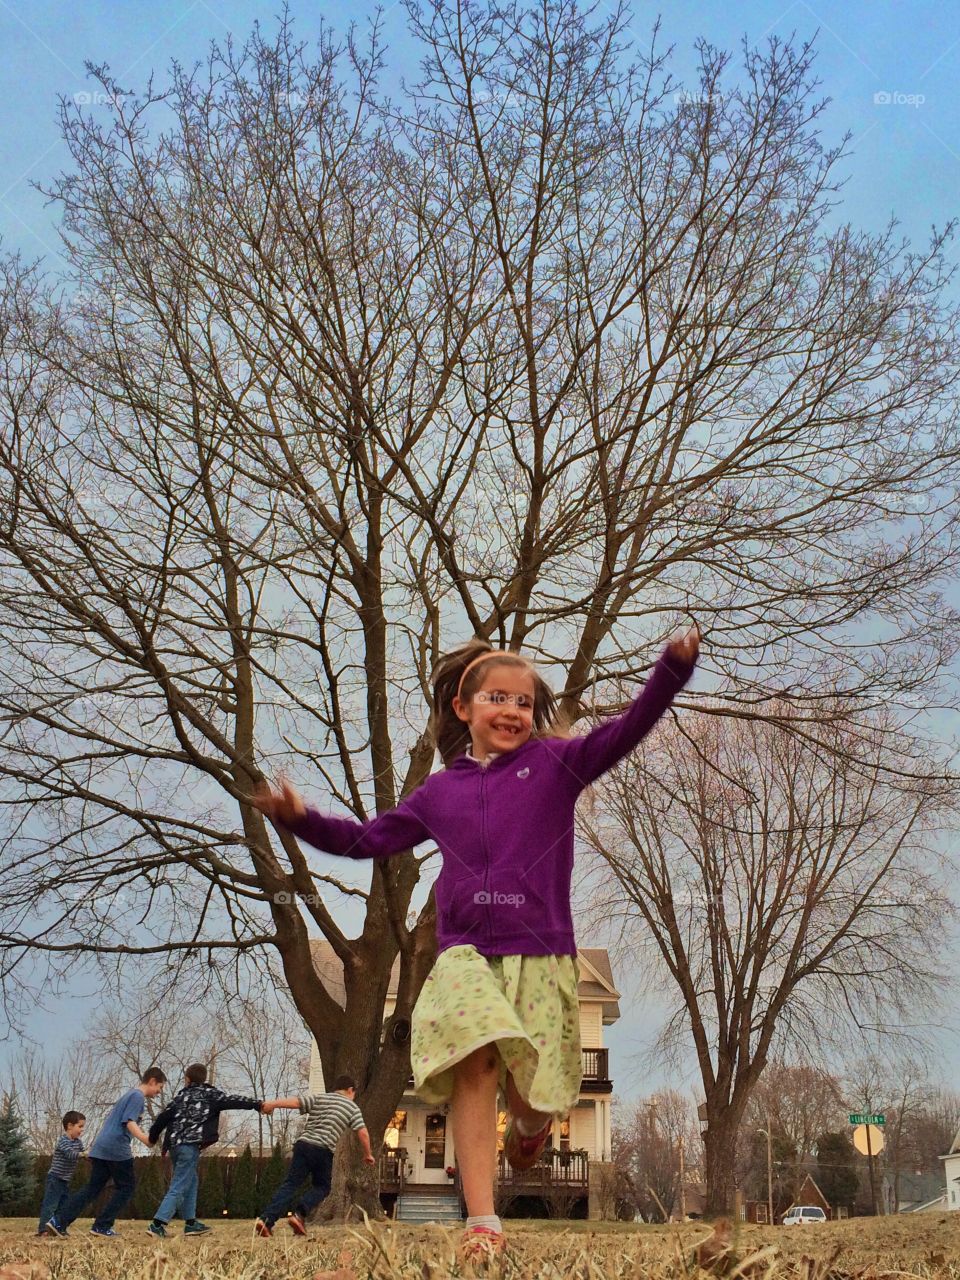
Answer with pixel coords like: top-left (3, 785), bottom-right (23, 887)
top-left (781, 1205), bottom-right (827, 1226)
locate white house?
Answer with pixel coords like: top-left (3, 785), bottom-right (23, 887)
top-left (941, 1121), bottom-right (960, 1211)
top-left (306, 941), bottom-right (621, 1217)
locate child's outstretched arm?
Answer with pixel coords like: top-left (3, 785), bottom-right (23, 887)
top-left (250, 778), bottom-right (430, 860)
top-left (555, 625), bottom-right (699, 790)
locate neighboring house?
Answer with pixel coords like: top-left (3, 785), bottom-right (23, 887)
top-left (783, 1173), bottom-right (835, 1222)
top-left (881, 1171), bottom-right (947, 1214)
top-left (306, 941), bottom-right (621, 1219)
top-left (941, 1122), bottom-right (960, 1212)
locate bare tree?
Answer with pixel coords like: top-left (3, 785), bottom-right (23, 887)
top-left (7, 1043), bottom-right (110, 1154)
top-left (220, 990), bottom-right (311, 1156)
top-left (739, 1062), bottom-right (846, 1199)
top-left (612, 1089), bottom-right (699, 1221)
top-left (584, 705), bottom-right (955, 1213)
top-left (1, 0), bottom-right (960, 1216)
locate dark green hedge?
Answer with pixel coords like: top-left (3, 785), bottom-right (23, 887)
top-left (11, 1146), bottom-right (287, 1220)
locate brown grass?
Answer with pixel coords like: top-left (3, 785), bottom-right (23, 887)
top-left (0, 1214), bottom-right (957, 1279)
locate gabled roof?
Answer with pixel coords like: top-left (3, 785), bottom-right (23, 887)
top-left (307, 940), bottom-right (620, 1020)
top-left (791, 1172), bottom-right (831, 1211)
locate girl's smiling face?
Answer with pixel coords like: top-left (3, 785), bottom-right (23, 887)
top-left (453, 663), bottom-right (536, 760)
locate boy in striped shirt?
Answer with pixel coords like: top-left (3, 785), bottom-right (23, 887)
top-left (254, 1075), bottom-right (375, 1236)
top-left (37, 1112), bottom-right (86, 1236)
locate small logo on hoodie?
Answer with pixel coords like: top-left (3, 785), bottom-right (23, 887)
top-left (516, 767), bottom-right (530, 779)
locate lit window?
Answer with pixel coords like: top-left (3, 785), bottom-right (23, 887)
top-left (384, 1110), bottom-right (407, 1149)
top-left (559, 1116), bottom-right (571, 1151)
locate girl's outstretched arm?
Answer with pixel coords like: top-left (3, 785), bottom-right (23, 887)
top-left (250, 778), bottom-right (431, 860)
top-left (553, 625), bottom-right (699, 790)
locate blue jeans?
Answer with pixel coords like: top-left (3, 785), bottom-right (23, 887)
top-left (38, 1173), bottom-right (70, 1233)
top-left (58, 1156), bottom-right (136, 1231)
top-left (260, 1140), bottom-right (333, 1226)
top-left (155, 1143), bottom-right (200, 1223)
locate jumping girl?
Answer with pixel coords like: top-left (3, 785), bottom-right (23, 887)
top-left (252, 626), bottom-right (699, 1259)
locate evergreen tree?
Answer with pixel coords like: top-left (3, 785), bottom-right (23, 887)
top-left (228, 1146), bottom-right (258, 1219)
top-left (0, 1095), bottom-right (36, 1213)
top-left (197, 1156), bottom-right (226, 1219)
top-left (257, 1144), bottom-right (287, 1208)
top-left (816, 1131), bottom-right (860, 1210)
top-left (131, 1154), bottom-right (166, 1220)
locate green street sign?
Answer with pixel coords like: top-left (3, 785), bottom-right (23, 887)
top-left (849, 1113), bottom-right (885, 1125)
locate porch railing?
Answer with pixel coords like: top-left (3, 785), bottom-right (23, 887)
top-left (379, 1147), bottom-right (407, 1193)
top-left (497, 1147), bottom-right (589, 1189)
top-left (581, 1047), bottom-right (609, 1082)
top-left (406, 1049), bottom-right (610, 1092)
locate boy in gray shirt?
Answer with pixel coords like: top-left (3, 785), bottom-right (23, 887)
top-left (254, 1074), bottom-right (375, 1236)
top-left (37, 1112), bottom-right (86, 1236)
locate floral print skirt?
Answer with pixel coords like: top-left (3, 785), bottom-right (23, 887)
top-left (411, 944), bottom-right (583, 1114)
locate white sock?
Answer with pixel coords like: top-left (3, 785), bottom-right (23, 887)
top-left (466, 1215), bottom-right (502, 1234)
top-left (515, 1114), bottom-right (548, 1136)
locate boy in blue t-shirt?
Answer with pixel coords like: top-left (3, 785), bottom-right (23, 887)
top-left (47, 1067), bottom-right (167, 1238)
top-left (37, 1111), bottom-right (86, 1236)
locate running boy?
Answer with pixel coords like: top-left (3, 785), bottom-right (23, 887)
top-left (254, 1075), bottom-right (374, 1236)
top-left (253, 626), bottom-right (698, 1259)
top-left (47, 1067), bottom-right (167, 1238)
top-left (147, 1062), bottom-right (265, 1238)
top-left (37, 1111), bottom-right (85, 1237)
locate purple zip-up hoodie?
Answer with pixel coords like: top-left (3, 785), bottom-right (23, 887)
top-left (285, 647), bottom-right (696, 957)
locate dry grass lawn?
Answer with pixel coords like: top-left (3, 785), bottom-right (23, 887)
top-left (0, 1213), bottom-right (957, 1278)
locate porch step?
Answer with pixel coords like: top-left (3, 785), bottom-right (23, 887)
top-left (396, 1190), bottom-right (462, 1223)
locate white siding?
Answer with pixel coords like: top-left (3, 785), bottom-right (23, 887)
top-left (308, 1040), bottom-right (325, 1093)
top-left (945, 1153), bottom-right (960, 1210)
top-left (570, 1102), bottom-right (598, 1156)
top-left (579, 1003), bottom-right (603, 1048)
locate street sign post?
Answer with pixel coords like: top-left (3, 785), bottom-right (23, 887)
top-left (851, 1119), bottom-right (886, 1215)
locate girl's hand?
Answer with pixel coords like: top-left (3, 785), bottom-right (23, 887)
top-left (667, 624), bottom-right (700, 665)
top-left (249, 778), bottom-right (307, 826)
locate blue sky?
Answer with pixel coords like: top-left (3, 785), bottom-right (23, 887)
top-left (1, 0), bottom-right (958, 1102)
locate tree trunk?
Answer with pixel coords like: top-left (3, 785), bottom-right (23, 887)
top-left (315, 1132), bottom-right (385, 1223)
top-left (702, 1107), bottom-right (742, 1217)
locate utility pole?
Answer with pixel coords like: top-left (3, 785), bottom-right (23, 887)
top-left (757, 1124), bottom-right (774, 1225)
top-left (678, 1132), bottom-right (687, 1221)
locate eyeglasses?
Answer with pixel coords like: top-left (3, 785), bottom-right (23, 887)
top-left (473, 691), bottom-right (534, 710)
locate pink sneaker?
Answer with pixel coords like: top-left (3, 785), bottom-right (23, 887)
top-left (459, 1226), bottom-right (506, 1263)
top-left (503, 1117), bottom-right (552, 1171)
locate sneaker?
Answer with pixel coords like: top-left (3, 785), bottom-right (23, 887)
top-left (459, 1226), bottom-right (506, 1263)
top-left (90, 1226), bottom-right (118, 1237)
top-left (45, 1218), bottom-right (69, 1238)
top-left (287, 1211), bottom-right (307, 1236)
top-left (146, 1221), bottom-right (167, 1238)
top-left (184, 1220), bottom-right (211, 1235)
top-left (254, 1219), bottom-right (273, 1238)
top-left (503, 1116), bottom-right (552, 1171)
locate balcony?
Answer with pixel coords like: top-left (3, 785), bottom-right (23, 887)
top-left (580, 1047), bottom-right (611, 1092)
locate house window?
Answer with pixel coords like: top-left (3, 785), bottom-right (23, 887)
top-left (496, 1110), bottom-right (508, 1152)
top-left (424, 1112), bottom-right (447, 1169)
top-left (559, 1115), bottom-right (571, 1152)
top-left (384, 1111), bottom-right (406, 1150)
top-left (755, 1204), bottom-right (768, 1224)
